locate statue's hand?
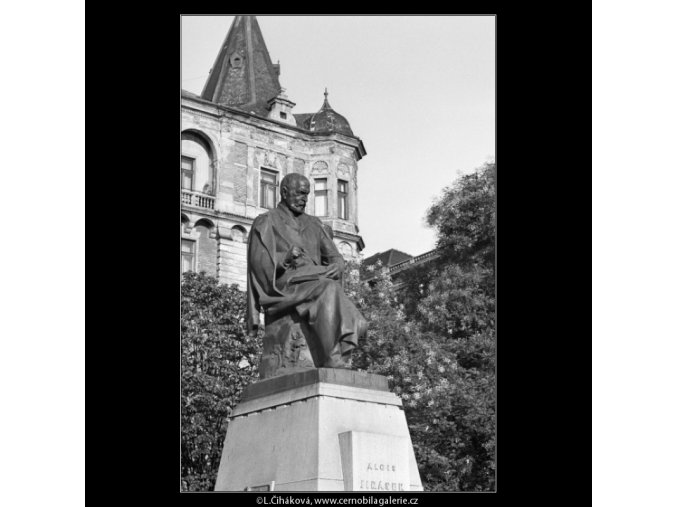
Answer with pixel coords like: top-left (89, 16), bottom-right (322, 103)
top-left (324, 263), bottom-right (341, 280)
top-left (284, 246), bottom-right (304, 267)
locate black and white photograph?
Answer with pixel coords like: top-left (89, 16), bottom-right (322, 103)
top-left (11, 2), bottom-right (677, 505)
top-left (180, 15), bottom-right (495, 493)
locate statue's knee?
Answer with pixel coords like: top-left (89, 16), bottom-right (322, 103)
top-left (319, 277), bottom-right (340, 294)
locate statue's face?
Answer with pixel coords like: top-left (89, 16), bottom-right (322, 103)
top-left (282, 178), bottom-right (310, 215)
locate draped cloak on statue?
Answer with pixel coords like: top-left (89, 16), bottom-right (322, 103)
top-left (246, 202), bottom-right (366, 366)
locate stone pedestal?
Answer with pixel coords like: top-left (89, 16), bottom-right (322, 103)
top-left (214, 368), bottom-right (423, 491)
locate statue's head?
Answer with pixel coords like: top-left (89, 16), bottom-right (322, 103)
top-left (280, 173), bottom-right (310, 216)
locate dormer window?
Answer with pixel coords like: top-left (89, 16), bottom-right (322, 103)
top-left (280, 112), bottom-right (287, 119)
top-left (229, 54), bottom-right (243, 68)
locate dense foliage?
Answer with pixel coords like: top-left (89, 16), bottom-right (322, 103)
top-left (352, 161), bottom-right (496, 491)
top-left (180, 272), bottom-right (262, 491)
top-left (427, 161), bottom-right (496, 267)
top-left (347, 264), bottom-right (495, 491)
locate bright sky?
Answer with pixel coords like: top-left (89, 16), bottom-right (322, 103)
top-left (181, 15), bottom-right (495, 258)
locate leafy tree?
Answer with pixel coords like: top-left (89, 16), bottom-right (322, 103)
top-left (180, 272), bottom-right (262, 491)
top-left (417, 162), bottom-right (495, 350)
top-left (427, 161), bottom-right (496, 267)
top-left (345, 262), bottom-right (410, 370)
top-left (345, 262), bottom-right (495, 491)
top-left (398, 161), bottom-right (495, 330)
top-left (347, 161), bottom-right (496, 491)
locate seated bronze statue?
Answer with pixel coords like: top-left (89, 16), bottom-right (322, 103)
top-left (246, 173), bottom-right (367, 378)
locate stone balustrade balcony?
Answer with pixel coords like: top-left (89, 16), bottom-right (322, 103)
top-left (181, 189), bottom-right (215, 210)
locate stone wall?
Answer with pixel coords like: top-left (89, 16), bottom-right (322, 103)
top-left (196, 223), bottom-right (218, 277)
top-left (218, 226), bottom-right (248, 289)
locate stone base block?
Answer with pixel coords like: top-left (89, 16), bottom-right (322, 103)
top-left (214, 369), bottom-right (423, 491)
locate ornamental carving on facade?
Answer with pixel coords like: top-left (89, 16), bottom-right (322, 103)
top-left (265, 150), bottom-right (277, 167)
top-left (311, 160), bottom-right (329, 176)
top-left (337, 163), bottom-right (350, 180)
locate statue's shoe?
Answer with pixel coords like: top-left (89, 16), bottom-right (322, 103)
top-left (324, 354), bottom-right (352, 369)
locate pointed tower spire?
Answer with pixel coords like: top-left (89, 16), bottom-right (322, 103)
top-left (201, 16), bottom-right (282, 116)
top-left (322, 87), bottom-right (332, 109)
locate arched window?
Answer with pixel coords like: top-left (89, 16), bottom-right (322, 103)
top-left (231, 225), bottom-right (247, 243)
top-left (181, 239), bottom-right (196, 273)
top-left (194, 219), bottom-right (217, 277)
top-left (181, 131), bottom-right (215, 195)
top-left (180, 214), bottom-right (194, 274)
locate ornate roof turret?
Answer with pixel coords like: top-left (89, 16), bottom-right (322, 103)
top-left (305, 88), bottom-right (354, 136)
top-left (200, 16), bottom-right (282, 117)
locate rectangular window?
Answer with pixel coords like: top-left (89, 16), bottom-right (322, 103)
top-left (315, 178), bottom-right (328, 216)
top-left (260, 169), bottom-right (278, 209)
top-left (181, 156), bottom-right (194, 190)
top-left (181, 239), bottom-right (195, 273)
top-left (338, 180), bottom-right (348, 220)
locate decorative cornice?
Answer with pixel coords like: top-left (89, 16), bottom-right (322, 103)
top-left (183, 202), bottom-right (364, 244)
top-left (361, 249), bottom-right (440, 283)
top-left (182, 92), bottom-right (366, 157)
top-left (388, 249), bottom-right (441, 275)
top-left (333, 230), bottom-right (365, 251)
top-left (181, 107), bottom-right (221, 124)
top-left (180, 204), bottom-right (254, 227)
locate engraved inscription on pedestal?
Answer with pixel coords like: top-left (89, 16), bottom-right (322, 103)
top-left (338, 431), bottom-right (410, 491)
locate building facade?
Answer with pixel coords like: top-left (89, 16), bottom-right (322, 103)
top-left (181, 16), bottom-right (366, 289)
